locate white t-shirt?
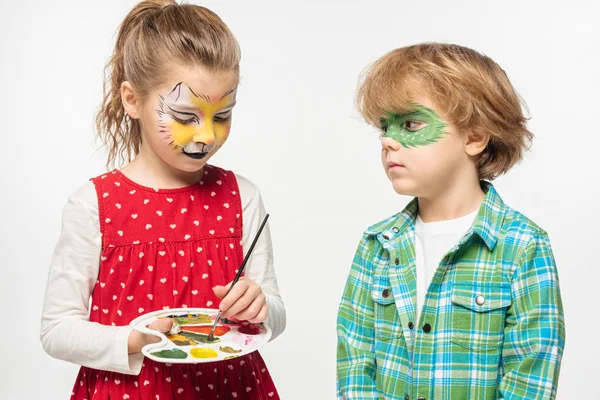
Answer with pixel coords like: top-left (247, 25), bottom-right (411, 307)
top-left (414, 210), bottom-right (478, 322)
top-left (40, 173), bottom-right (285, 375)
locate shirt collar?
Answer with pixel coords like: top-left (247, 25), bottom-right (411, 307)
top-left (364, 182), bottom-right (506, 250)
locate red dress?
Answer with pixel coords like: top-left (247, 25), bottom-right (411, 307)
top-left (71, 165), bottom-right (279, 400)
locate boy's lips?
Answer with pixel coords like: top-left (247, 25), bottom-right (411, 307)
top-left (387, 161), bottom-right (405, 168)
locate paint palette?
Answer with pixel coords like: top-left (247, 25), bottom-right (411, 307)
top-left (130, 308), bottom-right (271, 364)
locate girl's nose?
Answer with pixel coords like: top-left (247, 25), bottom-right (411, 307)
top-left (192, 122), bottom-right (216, 145)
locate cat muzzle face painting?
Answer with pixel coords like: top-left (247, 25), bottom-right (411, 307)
top-left (156, 81), bottom-right (237, 162)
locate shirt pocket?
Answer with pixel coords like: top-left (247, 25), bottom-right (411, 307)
top-left (371, 275), bottom-right (403, 341)
top-left (449, 281), bottom-right (511, 352)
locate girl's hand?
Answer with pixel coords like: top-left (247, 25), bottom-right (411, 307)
top-left (127, 318), bottom-right (173, 354)
top-left (213, 277), bottom-right (268, 323)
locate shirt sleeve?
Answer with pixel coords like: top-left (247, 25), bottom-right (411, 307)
top-left (498, 230), bottom-right (566, 399)
top-left (236, 174), bottom-right (286, 341)
top-left (40, 181), bottom-right (144, 375)
top-left (336, 235), bottom-right (378, 399)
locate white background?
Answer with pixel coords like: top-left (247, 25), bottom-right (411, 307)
top-left (1, 0), bottom-right (599, 398)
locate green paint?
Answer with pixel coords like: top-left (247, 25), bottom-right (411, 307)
top-left (380, 104), bottom-right (448, 148)
top-left (151, 348), bottom-right (188, 359)
top-left (179, 330), bottom-right (221, 344)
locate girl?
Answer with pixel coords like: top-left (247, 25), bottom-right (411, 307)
top-left (40, 1), bottom-right (285, 399)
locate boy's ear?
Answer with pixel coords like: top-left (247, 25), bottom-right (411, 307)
top-left (465, 129), bottom-right (490, 157)
top-left (121, 81), bottom-right (141, 119)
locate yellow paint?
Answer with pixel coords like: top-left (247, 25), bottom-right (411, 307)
top-left (169, 94), bottom-right (234, 149)
top-left (190, 347), bottom-right (219, 359)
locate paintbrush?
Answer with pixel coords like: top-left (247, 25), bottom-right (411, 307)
top-left (206, 213), bottom-right (270, 342)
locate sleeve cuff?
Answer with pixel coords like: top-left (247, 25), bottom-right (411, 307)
top-left (112, 326), bottom-right (144, 375)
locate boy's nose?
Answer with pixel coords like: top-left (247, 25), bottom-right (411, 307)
top-left (381, 136), bottom-right (401, 151)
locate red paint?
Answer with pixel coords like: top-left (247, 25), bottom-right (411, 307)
top-left (238, 322), bottom-right (261, 335)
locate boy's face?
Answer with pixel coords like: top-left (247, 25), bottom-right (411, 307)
top-left (380, 97), bottom-right (473, 198)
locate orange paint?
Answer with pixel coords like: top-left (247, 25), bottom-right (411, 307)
top-left (181, 325), bottom-right (230, 336)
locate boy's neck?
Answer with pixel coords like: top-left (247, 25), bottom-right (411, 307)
top-left (417, 179), bottom-right (485, 223)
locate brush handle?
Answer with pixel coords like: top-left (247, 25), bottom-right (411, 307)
top-left (207, 214), bottom-right (270, 340)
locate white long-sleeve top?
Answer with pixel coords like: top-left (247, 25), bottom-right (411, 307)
top-left (40, 173), bottom-right (285, 375)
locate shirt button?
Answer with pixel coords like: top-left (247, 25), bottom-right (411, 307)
top-left (393, 227), bottom-right (400, 233)
top-left (404, 395), bottom-right (410, 400)
top-left (382, 289), bottom-right (390, 298)
top-left (417, 397), bottom-right (426, 400)
top-left (408, 321), bottom-right (414, 330)
top-left (476, 295), bottom-right (485, 306)
top-left (422, 323), bottom-right (432, 333)
top-left (394, 257), bottom-right (400, 265)
top-left (383, 235), bottom-right (390, 240)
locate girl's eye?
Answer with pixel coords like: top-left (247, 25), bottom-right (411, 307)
top-left (214, 113), bottom-right (232, 122)
top-left (404, 120), bottom-right (424, 131)
top-left (172, 115), bottom-right (197, 125)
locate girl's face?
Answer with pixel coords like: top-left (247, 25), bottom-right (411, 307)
top-left (137, 65), bottom-right (238, 173)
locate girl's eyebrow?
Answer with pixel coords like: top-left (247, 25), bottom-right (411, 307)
top-left (217, 102), bottom-right (236, 111)
top-left (167, 102), bottom-right (237, 114)
top-left (167, 105), bottom-right (198, 117)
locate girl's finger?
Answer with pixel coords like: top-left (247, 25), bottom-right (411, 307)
top-left (248, 303), bottom-right (268, 324)
top-left (234, 293), bottom-right (266, 321)
top-left (219, 280), bottom-right (250, 311)
top-left (223, 285), bottom-right (261, 318)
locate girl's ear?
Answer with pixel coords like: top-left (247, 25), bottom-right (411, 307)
top-left (121, 81), bottom-right (141, 119)
top-left (465, 128), bottom-right (491, 157)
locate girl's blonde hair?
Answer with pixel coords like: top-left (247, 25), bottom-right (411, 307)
top-left (357, 43), bottom-right (533, 180)
top-left (97, 0), bottom-right (241, 168)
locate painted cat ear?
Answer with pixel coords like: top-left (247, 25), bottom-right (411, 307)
top-left (166, 82), bottom-right (195, 103)
top-left (166, 82), bottom-right (182, 102)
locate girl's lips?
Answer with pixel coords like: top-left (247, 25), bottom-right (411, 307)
top-left (183, 151), bottom-right (208, 160)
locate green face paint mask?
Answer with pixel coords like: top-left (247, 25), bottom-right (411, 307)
top-left (380, 105), bottom-right (449, 148)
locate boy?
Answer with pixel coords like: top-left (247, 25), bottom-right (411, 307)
top-left (336, 43), bottom-right (565, 400)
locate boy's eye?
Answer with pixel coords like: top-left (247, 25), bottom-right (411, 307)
top-left (404, 120), bottom-right (425, 131)
top-left (379, 119), bottom-right (388, 132)
top-left (378, 126), bottom-right (388, 139)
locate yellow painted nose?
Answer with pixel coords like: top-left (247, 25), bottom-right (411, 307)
top-left (192, 121), bottom-right (216, 145)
